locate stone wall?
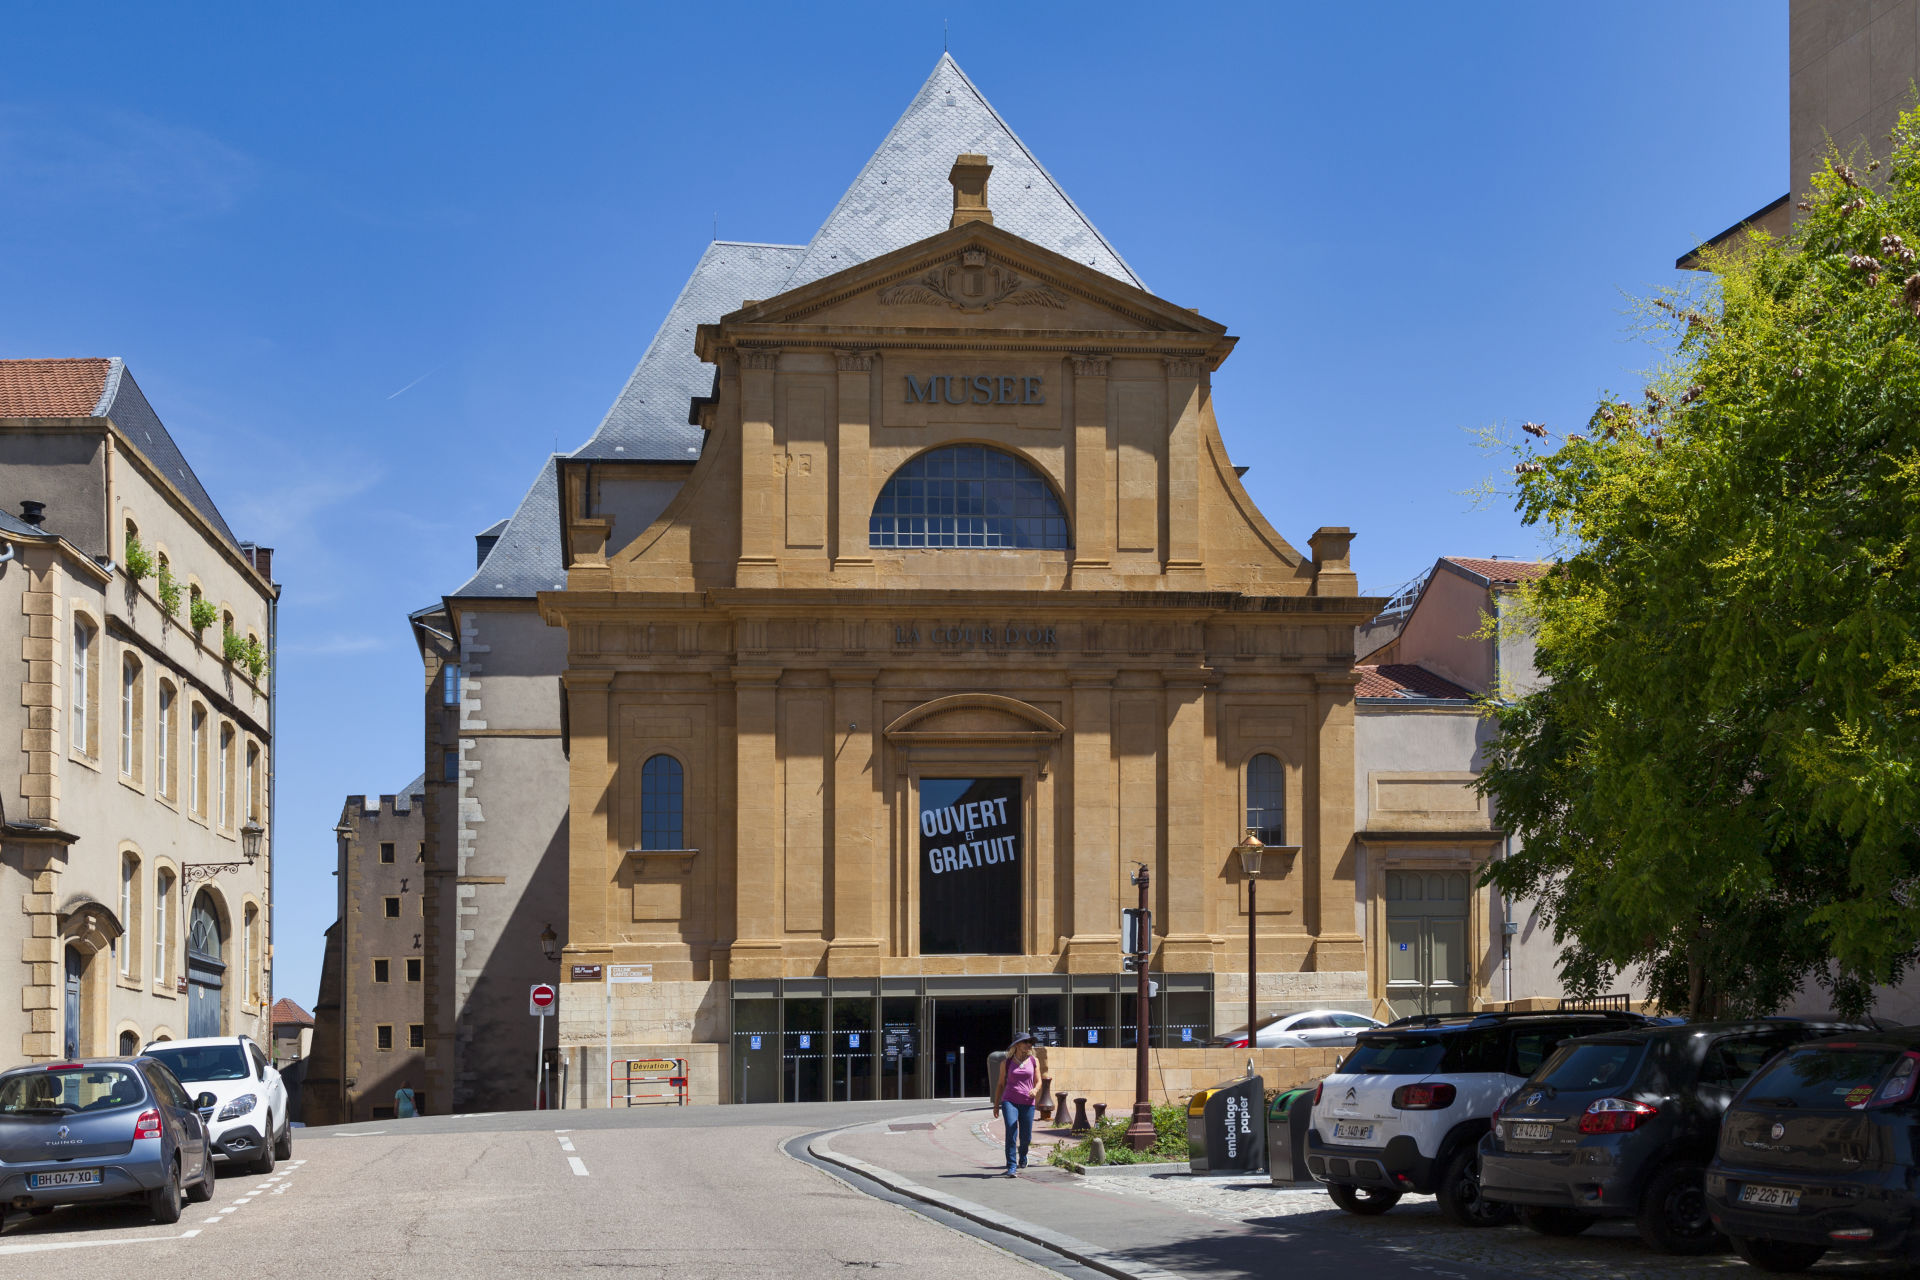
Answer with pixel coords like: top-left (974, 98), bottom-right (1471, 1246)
top-left (1036, 1045), bottom-right (1345, 1115)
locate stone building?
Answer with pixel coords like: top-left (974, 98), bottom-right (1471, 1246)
top-left (306, 778), bottom-right (427, 1123)
top-left (0, 357), bottom-right (277, 1062)
top-left (533, 56), bottom-right (1382, 1106)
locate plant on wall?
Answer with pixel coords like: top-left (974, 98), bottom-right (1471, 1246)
top-left (189, 595), bottom-right (216, 636)
top-left (156, 564), bottom-right (182, 618)
top-left (242, 635), bottom-right (269, 685)
top-left (123, 533), bottom-right (154, 582)
top-left (221, 626), bottom-right (248, 666)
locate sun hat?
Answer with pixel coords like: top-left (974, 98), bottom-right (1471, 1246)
top-left (1008, 1031), bottom-right (1037, 1050)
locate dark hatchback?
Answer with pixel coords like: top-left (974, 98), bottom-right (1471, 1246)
top-left (1706, 1026), bottom-right (1920, 1272)
top-left (1479, 1019), bottom-right (1858, 1254)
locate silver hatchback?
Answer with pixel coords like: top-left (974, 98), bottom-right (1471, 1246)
top-left (0, 1058), bottom-right (215, 1230)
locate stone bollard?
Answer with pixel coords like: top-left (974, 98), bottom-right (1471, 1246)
top-left (1088, 1136), bottom-right (1106, 1166)
top-left (1072, 1097), bottom-right (1091, 1133)
top-left (1055, 1091), bottom-right (1070, 1125)
top-left (1093, 1102), bottom-right (1107, 1125)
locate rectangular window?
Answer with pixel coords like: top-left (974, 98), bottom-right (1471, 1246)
top-left (218, 726), bottom-right (232, 827)
top-left (442, 749), bottom-right (458, 782)
top-left (406, 958), bottom-right (422, 982)
top-left (408, 1024), bottom-right (424, 1049)
top-left (119, 858), bottom-right (135, 976)
top-left (154, 873), bottom-right (171, 982)
top-left (72, 620), bottom-right (91, 755)
top-left (372, 958), bottom-right (391, 983)
top-left (376, 1025), bottom-right (393, 1051)
top-left (442, 664), bottom-right (461, 706)
top-left (379, 842), bottom-right (395, 864)
top-left (157, 684), bottom-right (174, 800)
top-left (121, 657), bottom-right (139, 777)
top-left (190, 706), bottom-right (206, 817)
top-left (384, 897), bottom-right (400, 918)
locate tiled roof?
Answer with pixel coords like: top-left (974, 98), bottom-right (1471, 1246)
top-left (0, 357), bottom-right (112, 416)
top-left (270, 997), bottom-right (313, 1028)
top-left (0, 358), bottom-right (239, 547)
top-left (448, 456), bottom-right (565, 600)
top-left (1444, 557), bottom-right (1550, 586)
top-left (781, 53), bottom-right (1143, 293)
top-left (1356, 664), bottom-right (1474, 701)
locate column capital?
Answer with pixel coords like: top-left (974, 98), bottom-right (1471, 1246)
top-left (738, 347), bottom-right (782, 372)
top-left (1070, 353), bottom-right (1111, 378)
top-left (835, 349), bottom-right (877, 373)
top-left (1163, 355), bottom-right (1207, 379)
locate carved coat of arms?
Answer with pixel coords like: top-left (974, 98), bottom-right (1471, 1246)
top-left (879, 250), bottom-right (1066, 313)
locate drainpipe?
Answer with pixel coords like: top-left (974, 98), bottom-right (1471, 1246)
top-left (1500, 834), bottom-right (1514, 1006)
top-left (267, 580), bottom-right (278, 1046)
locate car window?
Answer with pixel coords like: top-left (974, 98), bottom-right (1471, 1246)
top-left (142, 1063), bottom-right (192, 1110)
top-left (0, 1066), bottom-right (143, 1115)
top-left (249, 1043), bottom-right (269, 1077)
top-left (1331, 1014), bottom-right (1376, 1029)
top-left (1441, 1029), bottom-right (1504, 1074)
top-left (1290, 1015), bottom-right (1334, 1031)
top-left (146, 1044), bottom-right (249, 1082)
top-left (1535, 1040), bottom-right (1646, 1091)
top-left (1342, 1035), bottom-right (1447, 1075)
top-left (1700, 1037), bottom-right (1786, 1089)
top-left (1742, 1045), bottom-right (1908, 1109)
top-left (1510, 1028), bottom-right (1574, 1076)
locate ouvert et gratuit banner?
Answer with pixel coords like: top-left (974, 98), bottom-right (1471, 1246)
top-left (919, 777), bottom-right (1021, 955)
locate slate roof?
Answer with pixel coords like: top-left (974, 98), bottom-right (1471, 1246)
top-left (449, 456), bottom-right (566, 600)
top-left (572, 242), bottom-right (804, 462)
top-left (394, 772), bottom-right (426, 811)
top-left (0, 508), bottom-right (53, 540)
top-left (1444, 557), bottom-right (1550, 586)
top-left (1355, 664), bottom-right (1475, 701)
top-left (0, 357), bottom-right (239, 546)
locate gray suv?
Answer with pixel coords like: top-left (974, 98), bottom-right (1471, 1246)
top-left (0, 1057), bottom-right (215, 1229)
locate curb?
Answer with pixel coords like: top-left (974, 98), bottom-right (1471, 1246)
top-left (807, 1122), bottom-right (1189, 1280)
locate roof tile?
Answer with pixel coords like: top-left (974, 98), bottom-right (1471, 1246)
top-left (0, 358), bottom-right (112, 417)
top-left (1443, 557), bottom-right (1550, 585)
top-left (270, 997), bottom-right (314, 1027)
top-left (1356, 664), bottom-right (1474, 701)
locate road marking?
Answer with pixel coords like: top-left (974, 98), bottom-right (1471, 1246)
top-left (567, 1156), bottom-right (589, 1176)
top-left (218, 1206), bottom-right (237, 1214)
top-left (333, 1129), bottom-right (386, 1137)
top-left (552, 1128), bottom-right (571, 1133)
top-left (558, 1137), bottom-right (575, 1152)
top-left (0, 1229), bottom-right (199, 1256)
top-left (203, 1217), bottom-right (222, 1224)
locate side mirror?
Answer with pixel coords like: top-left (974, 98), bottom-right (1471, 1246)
top-left (195, 1092), bottom-right (217, 1112)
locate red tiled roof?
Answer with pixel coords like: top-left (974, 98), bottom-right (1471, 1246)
top-left (0, 358), bottom-right (112, 418)
top-left (1443, 556), bottom-right (1550, 586)
top-left (270, 997), bottom-right (314, 1028)
top-left (1355, 663), bottom-right (1474, 700)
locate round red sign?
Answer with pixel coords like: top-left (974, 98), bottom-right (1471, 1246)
top-left (530, 984), bottom-right (556, 1007)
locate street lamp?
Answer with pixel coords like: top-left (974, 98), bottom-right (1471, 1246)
top-left (180, 818), bottom-right (267, 898)
top-left (241, 819), bottom-right (265, 861)
top-left (1233, 829), bottom-right (1266, 1051)
top-left (539, 923), bottom-right (561, 964)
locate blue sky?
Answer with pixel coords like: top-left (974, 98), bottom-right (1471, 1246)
top-left (1, 3), bottom-right (1785, 1010)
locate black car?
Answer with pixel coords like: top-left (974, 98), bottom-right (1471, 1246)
top-left (1479, 1019), bottom-right (1859, 1253)
top-left (1706, 1025), bottom-right (1920, 1272)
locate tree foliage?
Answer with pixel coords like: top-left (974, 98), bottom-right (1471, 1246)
top-left (1480, 111), bottom-right (1920, 1018)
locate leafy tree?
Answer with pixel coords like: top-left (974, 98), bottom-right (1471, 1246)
top-left (1480, 111), bottom-right (1920, 1018)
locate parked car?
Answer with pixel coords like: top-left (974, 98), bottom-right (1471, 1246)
top-left (144, 1036), bottom-right (290, 1174)
top-left (0, 1057), bottom-right (214, 1231)
top-left (1306, 1008), bottom-right (1648, 1225)
top-left (1479, 1019), bottom-right (1860, 1253)
top-left (1705, 1025), bottom-right (1920, 1273)
top-left (1208, 1009), bottom-right (1384, 1049)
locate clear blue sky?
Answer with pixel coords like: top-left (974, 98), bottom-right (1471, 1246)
top-left (1, 3), bottom-right (1785, 1011)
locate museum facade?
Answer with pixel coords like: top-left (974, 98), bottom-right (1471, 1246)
top-left (539, 87), bottom-right (1382, 1100)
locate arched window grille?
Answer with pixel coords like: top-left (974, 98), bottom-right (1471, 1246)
top-left (640, 755), bottom-right (684, 851)
top-left (869, 445), bottom-right (1070, 549)
top-left (1246, 753), bottom-right (1285, 846)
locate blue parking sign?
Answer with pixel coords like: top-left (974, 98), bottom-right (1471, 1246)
top-left (799, 1034), bottom-right (811, 1049)
top-left (1181, 1027), bottom-right (1192, 1042)
top-left (849, 1033), bottom-right (860, 1048)
top-left (1087, 1029), bottom-right (1100, 1045)
top-left (750, 1035), bottom-right (762, 1050)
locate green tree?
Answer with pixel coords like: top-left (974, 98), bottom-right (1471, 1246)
top-left (1480, 113), bottom-right (1920, 1018)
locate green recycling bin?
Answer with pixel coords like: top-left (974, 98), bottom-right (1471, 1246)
top-left (1268, 1086), bottom-right (1317, 1184)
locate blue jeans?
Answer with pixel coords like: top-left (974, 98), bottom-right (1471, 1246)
top-left (1001, 1100), bottom-right (1034, 1173)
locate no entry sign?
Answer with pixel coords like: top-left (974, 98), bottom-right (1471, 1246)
top-left (529, 983), bottom-right (557, 1017)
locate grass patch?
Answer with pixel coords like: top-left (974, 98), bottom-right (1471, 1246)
top-left (1046, 1101), bottom-right (1189, 1167)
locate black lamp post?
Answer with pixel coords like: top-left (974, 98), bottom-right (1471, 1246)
top-left (539, 923), bottom-right (561, 964)
top-left (1233, 829), bottom-right (1266, 1048)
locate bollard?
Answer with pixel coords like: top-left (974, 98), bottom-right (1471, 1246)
top-left (1088, 1136), bottom-right (1106, 1166)
top-left (1093, 1102), bottom-right (1107, 1125)
top-left (1037, 1076), bottom-right (1053, 1120)
top-left (1055, 1091), bottom-right (1070, 1125)
top-left (1072, 1097), bottom-right (1091, 1133)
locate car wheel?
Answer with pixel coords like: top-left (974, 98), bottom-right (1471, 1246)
top-left (250, 1116), bottom-right (277, 1175)
top-left (187, 1150), bottom-right (216, 1204)
top-left (1730, 1236), bottom-right (1827, 1273)
top-left (148, 1157), bottom-right (183, 1225)
top-left (274, 1118), bottom-right (293, 1161)
top-left (1519, 1206), bottom-right (1594, 1237)
top-left (1436, 1144), bottom-right (1515, 1228)
top-left (1326, 1183), bottom-right (1401, 1215)
top-left (1636, 1161), bottom-right (1722, 1255)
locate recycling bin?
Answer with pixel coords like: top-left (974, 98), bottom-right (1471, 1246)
top-left (1186, 1074), bottom-right (1265, 1174)
top-left (1268, 1086), bottom-right (1316, 1184)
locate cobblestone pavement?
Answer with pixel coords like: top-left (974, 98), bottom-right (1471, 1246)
top-left (1084, 1173), bottom-right (1912, 1278)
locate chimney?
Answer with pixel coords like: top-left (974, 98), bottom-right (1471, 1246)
top-left (241, 542), bottom-right (275, 581)
top-left (949, 153), bottom-right (994, 228)
top-left (1308, 527), bottom-right (1358, 597)
top-left (18, 501), bottom-right (45, 527)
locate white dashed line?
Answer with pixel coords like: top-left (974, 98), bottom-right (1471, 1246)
top-left (558, 1138), bottom-right (575, 1152)
top-left (0, 1229), bottom-right (199, 1256)
top-left (567, 1156), bottom-right (589, 1176)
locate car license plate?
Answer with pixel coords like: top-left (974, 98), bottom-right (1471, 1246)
top-left (1739, 1184), bottom-right (1801, 1209)
top-left (1331, 1121), bottom-right (1374, 1142)
top-left (1510, 1122), bottom-right (1552, 1141)
top-left (29, 1169), bottom-right (101, 1189)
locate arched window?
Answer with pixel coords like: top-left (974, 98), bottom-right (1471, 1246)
top-left (120, 852), bottom-right (140, 977)
top-left (189, 703), bottom-right (206, 818)
top-left (240, 903), bottom-right (255, 1008)
top-left (153, 869), bottom-right (174, 984)
top-left (72, 616), bottom-right (98, 756)
top-left (157, 681), bottom-right (176, 801)
top-left (121, 653), bottom-right (143, 780)
top-left (1246, 753), bottom-right (1285, 846)
top-left (246, 742), bottom-right (261, 822)
top-left (218, 723), bottom-right (234, 828)
top-left (119, 1029), bottom-right (140, 1056)
top-left (640, 754), bottom-right (684, 851)
top-left (869, 445), bottom-right (1070, 549)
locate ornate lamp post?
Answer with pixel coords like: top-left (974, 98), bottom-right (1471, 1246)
top-left (1124, 864), bottom-right (1155, 1152)
top-left (180, 818), bottom-right (266, 899)
top-left (1233, 829), bottom-right (1266, 1050)
top-left (539, 923), bottom-right (561, 964)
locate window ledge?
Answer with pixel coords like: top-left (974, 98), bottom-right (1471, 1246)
top-left (626, 847), bottom-right (698, 874)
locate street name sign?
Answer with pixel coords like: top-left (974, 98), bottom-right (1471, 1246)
top-left (609, 964), bottom-right (653, 984)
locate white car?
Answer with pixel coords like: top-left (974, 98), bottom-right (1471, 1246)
top-left (1210, 1009), bottom-right (1382, 1049)
top-left (144, 1036), bottom-right (291, 1174)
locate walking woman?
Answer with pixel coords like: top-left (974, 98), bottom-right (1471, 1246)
top-left (991, 1032), bottom-right (1044, 1177)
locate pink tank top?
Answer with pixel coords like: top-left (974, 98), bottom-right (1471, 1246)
top-left (1003, 1055), bottom-right (1038, 1105)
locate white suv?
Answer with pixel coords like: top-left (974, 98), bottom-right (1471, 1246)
top-left (144, 1035), bottom-right (291, 1174)
top-left (1306, 1010), bottom-right (1647, 1225)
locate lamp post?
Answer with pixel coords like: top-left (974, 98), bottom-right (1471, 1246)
top-left (1124, 864), bottom-right (1155, 1152)
top-left (539, 923), bottom-right (561, 964)
top-left (1233, 829), bottom-right (1266, 1051)
top-left (180, 819), bottom-right (266, 901)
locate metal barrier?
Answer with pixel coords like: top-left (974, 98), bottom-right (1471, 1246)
top-left (613, 1057), bottom-right (688, 1106)
top-left (1556, 994), bottom-right (1631, 1012)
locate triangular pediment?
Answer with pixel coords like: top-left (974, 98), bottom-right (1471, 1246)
top-left (710, 222), bottom-right (1230, 344)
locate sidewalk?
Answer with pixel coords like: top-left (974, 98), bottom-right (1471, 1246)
top-left (810, 1108), bottom-right (1864, 1280)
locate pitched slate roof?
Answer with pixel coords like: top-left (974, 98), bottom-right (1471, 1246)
top-left (449, 456), bottom-right (565, 600)
top-left (572, 242), bottom-right (804, 462)
top-left (0, 357), bottom-right (239, 546)
top-left (1443, 557), bottom-right (1550, 586)
top-left (782, 54), bottom-right (1142, 292)
top-left (394, 772), bottom-right (426, 811)
top-left (1355, 663), bottom-right (1474, 701)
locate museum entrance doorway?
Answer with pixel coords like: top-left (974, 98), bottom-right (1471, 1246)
top-left (932, 997), bottom-right (1013, 1098)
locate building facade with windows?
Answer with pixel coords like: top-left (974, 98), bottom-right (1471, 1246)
top-left (529, 56), bottom-right (1381, 1104)
top-left (0, 358), bottom-right (277, 1063)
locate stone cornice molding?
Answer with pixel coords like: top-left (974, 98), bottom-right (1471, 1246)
top-left (738, 348), bottom-right (782, 371)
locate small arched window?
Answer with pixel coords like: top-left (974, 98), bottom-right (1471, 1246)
top-left (640, 754), bottom-right (684, 851)
top-left (120, 852), bottom-right (140, 977)
top-left (157, 681), bottom-right (176, 801)
top-left (154, 868), bottom-right (174, 983)
top-left (869, 445), bottom-right (1070, 549)
top-left (72, 616), bottom-right (98, 756)
top-left (119, 1029), bottom-right (140, 1056)
top-left (1246, 753), bottom-right (1285, 846)
top-left (121, 653), bottom-right (143, 780)
top-left (217, 723), bottom-right (234, 828)
top-left (189, 703), bottom-right (207, 818)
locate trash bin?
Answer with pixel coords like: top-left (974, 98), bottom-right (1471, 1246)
top-left (1187, 1074), bottom-right (1266, 1174)
top-left (1268, 1086), bottom-right (1316, 1184)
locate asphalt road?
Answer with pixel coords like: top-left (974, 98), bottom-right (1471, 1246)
top-left (0, 1099), bottom-right (1055, 1279)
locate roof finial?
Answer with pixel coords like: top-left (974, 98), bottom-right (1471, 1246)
top-left (944, 18), bottom-right (948, 52)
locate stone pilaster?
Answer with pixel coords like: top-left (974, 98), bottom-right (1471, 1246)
top-left (736, 349), bottom-right (781, 588)
top-left (1070, 354), bottom-right (1112, 574)
top-left (827, 668), bottom-right (879, 972)
top-left (1309, 672), bottom-right (1365, 973)
top-left (833, 351), bottom-right (875, 582)
top-left (730, 667), bottom-right (782, 976)
top-left (1063, 669), bottom-right (1115, 970)
top-left (1164, 358), bottom-right (1205, 581)
top-left (563, 670), bottom-right (614, 957)
top-left (1160, 670), bottom-right (1214, 970)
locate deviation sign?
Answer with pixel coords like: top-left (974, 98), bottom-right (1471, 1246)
top-left (529, 983), bottom-right (557, 1017)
